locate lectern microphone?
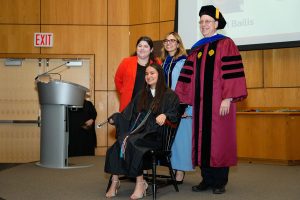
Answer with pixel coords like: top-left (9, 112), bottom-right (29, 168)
top-left (35, 61), bottom-right (70, 80)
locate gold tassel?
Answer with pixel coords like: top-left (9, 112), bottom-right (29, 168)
top-left (216, 8), bottom-right (220, 19)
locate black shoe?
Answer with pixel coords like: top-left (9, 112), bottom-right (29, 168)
top-left (192, 181), bottom-right (209, 192)
top-left (212, 186), bottom-right (226, 194)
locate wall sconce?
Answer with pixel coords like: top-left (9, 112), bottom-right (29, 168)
top-left (5, 58), bottom-right (23, 66)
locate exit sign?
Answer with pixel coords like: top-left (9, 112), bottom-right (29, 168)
top-left (34, 33), bottom-right (54, 47)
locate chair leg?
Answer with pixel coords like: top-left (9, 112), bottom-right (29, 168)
top-left (106, 174), bottom-right (113, 193)
top-left (169, 167), bottom-right (179, 192)
top-left (167, 159), bottom-right (179, 192)
top-left (152, 154), bottom-right (157, 200)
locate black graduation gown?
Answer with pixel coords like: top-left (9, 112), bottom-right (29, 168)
top-left (104, 88), bottom-right (180, 177)
top-left (68, 100), bottom-right (97, 157)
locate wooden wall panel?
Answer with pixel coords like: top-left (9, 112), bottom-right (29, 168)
top-left (0, 125), bottom-right (40, 163)
top-left (240, 50), bottom-right (264, 88)
top-left (107, 91), bottom-right (119, 147)
top-left (94, 91), bottom-right (119, 155)
top-left (40, 25), bottom-right (107, 90)
top-left (159, 21), bottom-right (174, 40)
top-left (160, 0), bottom-right (176, 21)
top-left (108, 26), bottom-right (130, 90)
top-left (94, 91), bottom-right (108, 148)
top-left (264, 47), bottom-right (300, 87)
top-left (108, 0), bottom-right (129, 25)
top-left (129, 0), bottom-right (160, 25)
top-left (41, 0), bottom-right (107, 25)
top-left (40, 26), bottom-right (107, 54)
top-left (237, 114), bottom-right (289, 160)
top-left (95, 55), bottom-right (108, 91)
top-left (286, 115), bottom-right (300, 160)
top-left (129, 23), bottom-right (160, 53)
top-left (238, 88), bottom-right (300, 109)
top-left (0, 59), bottom-right (40, 120)
top-left (95, 147), bottom-right (107, 156)
top-left (0, 25), bottom-right (40, 53)
top-left (0, 58), bottom-right (41, 163)
top-left (0, 0), bottom-right (40, 24)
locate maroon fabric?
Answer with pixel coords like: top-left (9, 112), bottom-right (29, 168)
top-left (175, 37), bottom-right (247, 167)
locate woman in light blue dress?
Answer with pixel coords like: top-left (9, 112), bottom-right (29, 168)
top-left (161, 32), bottom-right (193, 183)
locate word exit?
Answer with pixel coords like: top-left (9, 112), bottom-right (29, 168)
top-left (34, 33), bottom-right (54, 47)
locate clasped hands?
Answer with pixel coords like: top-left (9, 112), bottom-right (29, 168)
top-left (81, 119), bottom-right (94, 129)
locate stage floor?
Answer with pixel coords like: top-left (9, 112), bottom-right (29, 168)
top-left (1, 156), bottom-right (300, 200)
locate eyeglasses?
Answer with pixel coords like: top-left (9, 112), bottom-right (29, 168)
top-left (199, 20), bottom-right (215, 25)
top-left (163, 39), bottom-right (177, 44)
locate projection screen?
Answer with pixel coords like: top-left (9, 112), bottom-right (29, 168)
top-left (177, 0), bottom-right (300, 50)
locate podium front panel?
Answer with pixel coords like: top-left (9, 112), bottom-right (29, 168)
top-left (39, 105), bottom-right (68, 168)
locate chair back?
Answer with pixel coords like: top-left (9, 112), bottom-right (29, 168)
top-left (160, 120), bottom-right (178, 152)
top-left (147, 120), bottom-right (180, 200)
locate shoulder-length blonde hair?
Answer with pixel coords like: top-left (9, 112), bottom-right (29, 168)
top-left (160, 32), bottom-right (187, 61)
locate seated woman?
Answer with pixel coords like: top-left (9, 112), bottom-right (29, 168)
top-left (104, 63), bottom-right (180, 199)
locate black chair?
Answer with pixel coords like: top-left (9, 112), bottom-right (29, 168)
top-left (144, 120), bottom-right (179, 200)
top-left (105, 120), bottom-right (179, 200)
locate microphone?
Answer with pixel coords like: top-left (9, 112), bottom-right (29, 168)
top-left (35, 61), bottom-right (70, 80)
top-left (96, 120), bottom-right (108, 128)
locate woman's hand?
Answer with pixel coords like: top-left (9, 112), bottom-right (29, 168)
top-left (107, 112), bottom-right (120, 125)
top-left (219, 98), bottom-right (232, 116)
top-left (85, 119), bottom-right (94, 126)
top-left (108, 118), bottom-right (114, 125)
top-left (82, 119), bottom-right (94, 130)
top-left (156, 114), bottom-right (167, 126)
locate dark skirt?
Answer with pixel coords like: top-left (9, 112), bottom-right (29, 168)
top-left (104, 130), bottom-right (161, 177)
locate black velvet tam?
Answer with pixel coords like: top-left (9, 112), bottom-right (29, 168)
top-left (199, 5), bottom-right (226, 29)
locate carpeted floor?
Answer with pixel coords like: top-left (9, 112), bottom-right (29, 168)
top-left (0, 156), bottom-right (300, 200)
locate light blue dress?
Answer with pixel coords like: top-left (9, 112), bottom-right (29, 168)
top-left (165, 58), bottom-right (194, 171)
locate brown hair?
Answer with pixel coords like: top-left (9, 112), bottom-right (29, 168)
top-left (160, 32), bottom-right (187, 61)
top-left (132, 36), bottom-right (158, 65)
top-left (138, 63), bottom-right (167, 113)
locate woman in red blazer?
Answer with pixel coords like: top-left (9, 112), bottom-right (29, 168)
top-left (114, 36), bottom-right (161, 111)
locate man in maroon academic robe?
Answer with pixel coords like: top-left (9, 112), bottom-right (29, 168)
top-left (175, 5), bottom-right (247, 194)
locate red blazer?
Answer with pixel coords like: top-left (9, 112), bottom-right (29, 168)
top-left (114, 56), bottom-right (161, 111)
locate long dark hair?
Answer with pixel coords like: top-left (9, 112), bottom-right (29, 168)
top-left (132, 36), bottom-right (157, 65)
top-left (138, 63), bottom-right (167, 113)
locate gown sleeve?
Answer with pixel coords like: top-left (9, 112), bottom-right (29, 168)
top-left (174, 52), bottom-right (198, 105)
top-left (219, 38), bottom-right (248, 102)
top-left (84, 101), bottom-right (97, 120)
top-left (161, 89), bottom-right (180, 124)
top-left (114, 58), bottom-right (127, 94)
top-left (109, 92), bottom-right (141, 143)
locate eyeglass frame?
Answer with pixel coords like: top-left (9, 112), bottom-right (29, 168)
top-left (162, 39), bottom-right (178, 44)
top-left (199, 20), bottom-right (216, 25)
